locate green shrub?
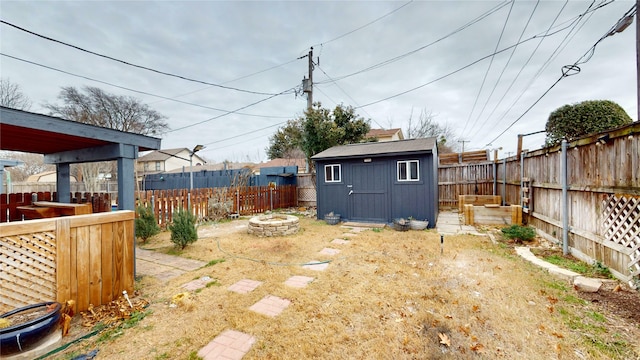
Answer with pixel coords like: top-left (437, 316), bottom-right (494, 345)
top-left (168, 209), bottom-right (198, 249)
top-left (501, 224), bottom-right (536, 242)
top-left (135, 205), bottom-right (160, 243)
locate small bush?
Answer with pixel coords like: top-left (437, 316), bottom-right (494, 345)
top-left (501, 224), bottom-right (536, 242)
top-left (168, 209), bottom-right (198, 249)
top-left (135, 205), bottom-right (160, 243)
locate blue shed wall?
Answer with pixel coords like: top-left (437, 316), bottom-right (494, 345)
top-left (315, 153), bottom-right (437, 226)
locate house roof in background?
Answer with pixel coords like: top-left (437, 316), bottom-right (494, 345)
top-left (259, 158), bottom-right (306, 169)
top-left (162, 162), bottom-right (255, 174)
top-left (366, 128), bottom-right (404, 139)
top-left (138, 148), bottom-right (188, 162)
top-left (312, 137), bottom-right (436, 160)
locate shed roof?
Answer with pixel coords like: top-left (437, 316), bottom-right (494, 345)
top-left (138, 148), bottom-right (187, 162)
top-left (312, 137), bottom-right (436, 160)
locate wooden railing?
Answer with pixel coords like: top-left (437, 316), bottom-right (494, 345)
top-left (0, 211), bottom-right (135, 313)
top-left (1, 192), bottom-right (112, 222)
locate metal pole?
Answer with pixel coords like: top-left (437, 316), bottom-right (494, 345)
top-left (520, 151), bottom-right (525, 206)
top-left (189, 153), bottom-right (193, 210)
top-left (561, 140), bottom-right (569, 255)
top-left (502, 157), bottom-right (507, 206)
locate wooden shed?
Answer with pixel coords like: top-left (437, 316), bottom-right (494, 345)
top-left (311, 138), bottom-right (438, 226)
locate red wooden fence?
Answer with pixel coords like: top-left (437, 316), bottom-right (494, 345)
top-left (1, 192), bottom-right (111, 222)
top-left (135, 185), bottom-right (298, 227)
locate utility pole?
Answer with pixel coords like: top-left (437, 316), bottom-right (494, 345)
top-left (458, 139), bottom-right (469, 154)
top-left (302, 47), bottom-right (314, 111)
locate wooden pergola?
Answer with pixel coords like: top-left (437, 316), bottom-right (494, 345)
top-left (0, 106), bottom-right (161, 210)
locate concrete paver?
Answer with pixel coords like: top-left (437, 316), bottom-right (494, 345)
top-left (136, 247), bottom-right (207, 282)
top-left (436, 211), bottom-right (483, 235)
top-left (228, 279), bottom-right (262, 294)
top-left (302, 260), bottom-right (329, 271)
top-left (198, 330), bottom-right (256, 360)
top-left (249, 295), bottom-right (291, 317)
top-left (319, 247), bottom-right (340, 256)
top-left (285, 275), bottom-right (314, 288)
top-left (183, 276), bottom-right (216, 291)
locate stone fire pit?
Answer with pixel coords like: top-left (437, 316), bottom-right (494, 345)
top-left (247, 214), bottom-right (300, 237)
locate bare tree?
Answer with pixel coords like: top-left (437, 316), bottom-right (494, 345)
top-left (406, 108), bottom-right (459, 153)
top-left (0, 151), bottom-right (54, 181)
top-left (44, 86), bottom-right (170, 192)
top-left (44, 86), bottom-right (169, 136)
top-left (0, 78), bottom-right (32, 110)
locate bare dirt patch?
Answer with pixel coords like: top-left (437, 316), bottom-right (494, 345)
top-left (52, 216), bottom-right (640, 359)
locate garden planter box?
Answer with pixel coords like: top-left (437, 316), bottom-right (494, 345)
top-left (463, 204), bottom-right (522, 225)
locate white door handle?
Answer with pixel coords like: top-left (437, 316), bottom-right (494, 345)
top-left (348, 190), bottom-right (353, 195)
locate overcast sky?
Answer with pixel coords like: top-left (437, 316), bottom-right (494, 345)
top-left (1, 0), bottom-right (637, 163)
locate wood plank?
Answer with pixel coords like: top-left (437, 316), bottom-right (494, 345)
top-left (67, 211), bottom-right (134, 227)
top-left (0, 219), bottom-right (57, 237)
top-left (122, 219), bottom-right (134, 293)
top-left (101, 222), bottom-right (114, 304)
top-left (75, 226), bottom-right (90, 311)
top-left (89, 224), bottom-right (102, 307)
top-left (113, 220), bottom-right (123, 296)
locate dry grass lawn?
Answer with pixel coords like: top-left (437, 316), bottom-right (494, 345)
top-left (55, 214), bottom-right (640, 360)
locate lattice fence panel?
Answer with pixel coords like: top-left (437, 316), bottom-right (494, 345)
top-left (0, 231), bottom-right (57, 312)
top-left (298, 187), bottom-right (317, 203)
top-left (602, 195), bottom-right (640, 279)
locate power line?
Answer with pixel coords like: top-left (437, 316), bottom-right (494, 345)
top-left (315, 1), bottom-right (512, 85)
top-left (311, 0), bottom-right (414, 48)
top-left (470, 0), bottom-right (600, 144)
top-left (0, 19), bottom-right (286, 96)
top-left (460, 0), bottom-right (515, 136)
top-left (463, 0), bottom-right (540, 138)
top-left (484, 3), bottom-right (637, 146)
top-left (0, 52), bottom-right (293, 119)
top-left (354, 0), bottom-right (615, 111)
top-left (168, 86), bottom-right (299, 133)
top-left (315, 64), bottom-right (384, 128)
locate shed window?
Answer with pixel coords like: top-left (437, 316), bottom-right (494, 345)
top-left (155, 161), bottom-right (162, 171)
top-left (397, 160), bottom-right (419, 181)
top-left (324, 164), bottom-right (341, 182)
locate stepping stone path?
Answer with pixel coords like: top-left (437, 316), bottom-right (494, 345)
top-left (228, 279), bottom-right (262, 294)
top-left (319, 247), bottom-right (340, 256)
top-left (197, 329), bottom-right (256, 360)
top-left (196, 228), bottom-right (355, 358)
top-left (249, 295), bottom-right (291, 317)
top-left (285, 275), bottom-right (315, 288)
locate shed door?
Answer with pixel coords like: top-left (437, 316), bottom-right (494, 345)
top-left (348, 162), bottom-right (388, 222)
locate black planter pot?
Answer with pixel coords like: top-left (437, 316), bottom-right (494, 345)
top-left (0, 301), bottom-right (61, 356)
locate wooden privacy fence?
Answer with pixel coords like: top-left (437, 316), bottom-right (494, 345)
top-left (438, 162), bottom-right (495, 208)
top-left (438, 122), bottom-right (640, 284)
top-left (1, 191), bottom-right (112, 222)
top-left (136, 185), bottom-right (298, 227)
top-left (0, 211), bottom-right (135, 313)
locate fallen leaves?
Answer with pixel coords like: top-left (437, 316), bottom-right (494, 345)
top-left (438, 332), bottom-right (451, 347)
top-left (80, 294), bottom-right (149, 328)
